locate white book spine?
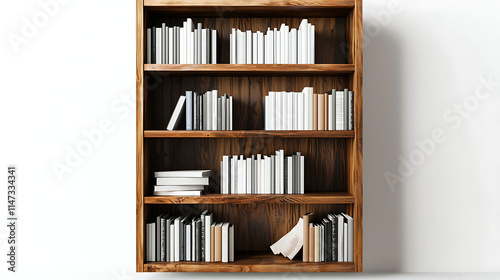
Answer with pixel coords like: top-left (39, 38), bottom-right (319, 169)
top-left (287, 156), bottom-right (293, 194)
top-left (284, 25), bottom-right (289, 64)
top-left (279, 150), bottom-right (285, 194)
top-left (229, 32), bottom-right (234, 64)
top-left (252, 32), bottom-right (258, 64)
top-left (307, 23), bottom-right (311, 64)
top-left (275, 151), bottom-right (280, 194)
top-left (282, 92), bottom-right (288, 130)
top-left (263, 96), bottom-right (268, 130)
top-left (201, 29), bottom-right (207, 64)
top-left (174, 218), bottom-right (180, 261)
top-left (303, 88), bottom-right (310, 130)
top-left (231, 28), bottom-right (236, 64)
top-left (280, 24), bottom-right (285, 63)
top-left (270, 156), bottom-right (275, 194)
top-left (300, 156), bottom-right (305, 194)
top-left (291, 28), bottom-right (297, 64)
top-left (162, 24), bottom-right (167, 64)
top-left (246, 30), bottom-right (252, 64)
top-left (237, 30), bottom-right (244, 64)
top-left (264, 156), bottom-right (271, 194)
top-left (310, 24), bottom-right (315, 64)
top-left (246, 158), bottom-right (252, 194)
top-left (194, 29), bottom-right (198, 64)
top-left (276, 30), bottom-right (281, 64)
top-left (269, 91), bottom-right (276, 130)
top-left (180, 24), bottom-right (186, 64)
top-left (223, 156), bottom-right (229, 194)
top-left (229, 96), bottom-right (233, 130)
top-left (168, 27), bottom-right (174, 64)
top-left (257, 31), bottom-right (264, 64)
top-left (299, 19), bottom-right (308, 64)
top-left (169, 224), bottom-right (175, 261)
top-left (273, 28), bottom-right (277, 63)
top-left (205, 215), bottom-right (212, 262)
top-left (336, 91), bottom-right (344, 130)
top-left (293, 92), bottom-right (298, 130)
top-left (156, 27), bottom-right (162, 64)
top-left (298, 91), bottom-right (304, 130)
top-left (230, 156), bottom-right (236, 194)
top-left (212, 29), bottom-right (217, 64)
top-left (256, 154), bottom-right (262, 194)
top-left (206, 91), bottom-right (212, 130)
top-left (309, 88), bottom-right (314, 129)
top-left (212, 90), bottom-right (218, 130)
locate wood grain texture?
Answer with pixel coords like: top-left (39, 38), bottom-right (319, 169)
top-left (146, 138), bottom-right (347, 195)
top-left (144, 64), bottom-right (355, 76)
top-left (144, 75), bottom-right (350, 130)
top-left (147, 204), bottom-right (346, 251)
top-left (145, 0), bottom-right (355, 7)
top-left (144, 130), bottom-right (355, 138)
top-left (136, 0), bottom-right (145, 273)
top-left (144, 193), bottom-right (355, 204)
top-left (144, 252), bottom-right (355, 272)
top-left (146, 17), bottom-right (348, 64)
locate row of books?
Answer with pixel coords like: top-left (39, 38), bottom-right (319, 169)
top-left (146, 210), bottom-right (234, 262)
top-left (220, 151), bottom-right (304, 194)
top-left (153, 170), bottom-right (211, 196)
top-left (146, 18), bottom-right (217, 64)
top-left (263, 87), bottom-right (354, 131)
top-left (230, 19), bottom-right (315, 64)
top-left (302, 213), bottom-right (353, 262)
top-left (167, 91), bottom-right (234, 131)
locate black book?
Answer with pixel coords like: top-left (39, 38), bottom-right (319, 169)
top-left (194, 218), bottom-right (202, 261)
top-left (323, 218), bottom-right (332, 262)
top-left (152, 27), bottom-right (156, 64)
top-left (160, 213), bottom-right (170, 262)
top-left (328, 214), bottom-right (338, 261)
top-left (200, 210), bottom-right (208, 260)
top-left (156, 213), bottom-right (164, 261)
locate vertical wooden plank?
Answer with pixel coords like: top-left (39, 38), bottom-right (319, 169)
top-left (352, 0), bottom-right (363, 272)
top-left (136, 0), bottom-right (145, 273)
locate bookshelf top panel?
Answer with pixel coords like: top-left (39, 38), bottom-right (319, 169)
top-left (144, 251), bottom-right (356, 272)
top-left (144, 0), bottom-right (354, 17)
top-left (144, 130), bottom-right (355, 138)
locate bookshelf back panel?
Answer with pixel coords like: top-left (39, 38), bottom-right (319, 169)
top-left (145, 137), bottom-right (348, 195)
top-left (144, 75), bottom-right (351, 130)
top-left (146, 203), bottom-right (347, 251)
top-left (145, 16), bottom-right (348, 64)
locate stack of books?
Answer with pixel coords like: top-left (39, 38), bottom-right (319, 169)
top-left (167, 90), bottom-right (233, 131)
top-left (230, 19), bottom-right (315, 64)
top-left (263, 87), bottom-right (354, 131)
top-left (146, 18), bottom-right (217, 64)
top-left (220, 150), bottom-right (304, 194)
top-left (302, 212), bottom-right (353, 262)
top-left (146, 210), bottom-right (235, 262)
top-left (153, 170), bottom-right (211, 196)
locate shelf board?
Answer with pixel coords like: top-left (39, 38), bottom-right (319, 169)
top-left (144, 193), bottom-right (355, 205)
top-left (144, 251), bottom-right (356, 272)
top-left (144, 1), bottom-right (355, 17)
top-left (144, 64), bottom-right (355, 76)
top-left (144, 130), bottom-right (355, 138)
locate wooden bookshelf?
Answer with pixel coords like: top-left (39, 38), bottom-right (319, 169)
top-left (137, 0), bottom-right (363, 273)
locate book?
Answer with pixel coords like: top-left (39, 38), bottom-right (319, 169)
top-left (210, 223), bottom-right (215, 262)
top-left (156, 177), bottom-right (209, 186)
top-left (154, 185), bottom-right (204, 192)
top-left (318, 93), bottom-right (325, 130)
top-left (309, 223), bottom-right (314, 262)
top-left (348, 90), bottom-right (354, 130)
top-left (146, 222), bottom-right (155, 261)
top-left (151, 27), bottom-right (156, 64)
top-left (156, 27), bottom-right (162, 64)
top-left (337, 214), bottom-right (344, 261)
top-left (200, 210), bottom-right (207, 260)
top-left (155, 170), bottom-right (210, 178)
top-left (162, 23), bottom-right (167, 64)
top-left (320, 223), bottom-right (325, 262)
top-left (194, 218), bottom-right (202, 261)
top-left (314, 224), bottom-right (320, 262)
top-left (302, 213), bottom-right (313, 262)
top-left (214, 223), bottom-right (222, 262)
top-left (221, 222), bottom-right (229, 262)
top-left (146, 28), bottom-right (151, 64)
top-left (204, 212), bottom-right (213, 262)
top-left (153, 190), bottom-right (202, 196)
top-left (336, 90), bottom-right (345, 130)
top-left (186, 91), bottom-right (193, 130)
top-left (185, 221), bottom-right (192, 261)
top-left (342, 213), bottom-right (354, 262)
top-left (228, 224), bottom-right (234, 262)
top-left (166, 96), bottom-right (186, 131)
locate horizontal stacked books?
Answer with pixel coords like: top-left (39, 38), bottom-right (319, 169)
top-left (167, 91), bottom-right (233, 131)
top-left (302, 212), bottom-right (353, 262)
top-left (146, 18), bottom-right (217, 64)
top-left (146, 210), bottom-right (234, 262)
top-left (230, 19), bottom-right (315, 64)
top-left (153, 170), bottom-right (211, 196)
top-left (220, 150), bottom-right (304, 194)
top-left (263, 87), bottom-right (354, 131)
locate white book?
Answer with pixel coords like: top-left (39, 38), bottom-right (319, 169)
top-left (344, 222), bottom-right (348, 262)
top-left (342, 214), bottom-right (354, 262)
top-left (307, 23), bottom-right (312, 64)
top-left (202, 92), bottom-right (207, 130)
top-left (273, 28), bottom-right (277, 63)
top-left (212, 30), bottom-right (217, 64)
top-left (206, 91), bottom-right (212, 130)
top-left (264, 156), bottom-right (271, 194)
top-left (222, 222), bottom-right (229, 262)
top-left (275, 151), bottom-right (280, 194)
top-left (263, 96), bottom-right (268, 130)
top-left (279, 150), bottom-right (285, 194)
top-left (146, 28), bottom-right (151, 64)
top-left (221, 95), bottom-right (226, 130)
top-left (156, 177), bottom-right (209, 186)
top-left (166, 96), bottom-right (186, 130)
top-left (276, 30), bottom-right (281, 64)
top-left (174, 217), bottom-right (181, 261)
top-left (308, 87), bottom-right (314, 129)
top-left (175, 26), bottom-right (180, 64)
top-left (257, 31), bottom-right (264, 64)
top-left (231, 156), bottom-right (237, 194)
top-left (268, 29), bottom-right (273, 63)
top-left (246, 158), bottom-right (252, 194)
top-left (252, 32), bottom-right (258, 64)
top-left (212, 90), bottom-right (218, 130)
top-left (229, 32), bottom-right (234, 64)
top-left (251, 156), bottom-right (256, 194)
top-left (336, 91), bottom-right (345, 130)
top-left (197, 23), bottom-right (202, 64)
top-left (298, 91), bottom-right (304, 130)
top-left (169, 223), bottom-right (175, 261)
top-left (270, 155), bottom-right (275, 194)
top-left (185, 223), bottom-right (191, 261)
top-left (303, 88), bottom-right (310, 130)
top-left (154, 185), bottom-right (204, 192)
top-left (264, 32), bottom-right (269, 64)
top-left (222, 156), bottom-right (229, 194)
top-left (287, 156), bottom-right (293, 194)
top-left (163, 24), bottom-right (168, 64)
top-left (277, 91), bottom-right (283, 130)
top-left (194, 29), bottom-right (198, 64)
top-left (261, 157), bottom-right (265, 194)
top-left (300, 156), bottom-right (305, 194)
top-left (290, 28), bottom-right (297, 64)
top-left (229, 96), bottom-right (233, 130)
top-left (298, 19), bottom-right (308, 64)
top-left (309, 24), bottom-right (315, 64)
top-left (268, 91), bottom-right (275, 130)
top-left (230, 28), bottom-right (236, 64)
top-left (187, 19), bottom-right (194, 64)
top-left (201, 29), bottom-right (207, 64)
top-left (242, 156), bottom-right (247, 194)
top-left (292, 92), bottom-right (298, 130)
top-left (180, 23), bottom-right (186, 64)
top-left (239, 156), bottom-right (245, 194)
top-left (279, 24), bottom-right (285, 63)
top-left (237, 29), bottom-right (244, 64)
top-left (204, 213), bottom-right (213, 262)
top-left (328, 93), bottom-right (334, 130)
top-left (246, 30), bottom-right (252, 64)
top-left (337, 214), bottom-right (344, 262)
top-left (256, 154), bottom-right (262, 194)
top-left (226, 97), bottom-right (230, 130)
top-left (168, 27), bottom-right (174, 64)
top-left (283, 24), bottom-right (289, 64)
top-left (228, 224), bottom-right (234, 262)
top-left (156, 27), bottom-right (162, 64)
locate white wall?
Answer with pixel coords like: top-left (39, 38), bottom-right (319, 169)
top-left (0, 0), bottom-right (499, 279)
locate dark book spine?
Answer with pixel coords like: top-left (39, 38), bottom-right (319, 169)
top-left (332, 216), bottom-right (338, 261)
top-left (283, 157), bottom-right (288, 194)
top-left (152, 27), bottom-right (156, 64)
top-left (160, 218), bottom-right (166, 261)
top-left (196, 221), bottom-right (201, 261)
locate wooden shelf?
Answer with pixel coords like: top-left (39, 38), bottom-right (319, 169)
top-left (144, 130), bottom-right (355, 138)
top-left (145, 193), bottom-right (355, 205)
top-left (144, 252), bottom-right (356, 272)
top-left (144, 64), bottom-right (355, 76)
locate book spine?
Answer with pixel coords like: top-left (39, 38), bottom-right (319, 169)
top-left (146, 28), bottom-right (151, 64)
top-left (156, 27), bottom-right (162, 64)
top-left (212, 29), bottom-right (217, 64)
top-left (151, 27), bottom-right (156, 64)
top-left (186, 91), bottom-right (193, 130)
top-left (349, 91), bottom-right (354, 130)
top-left (246, 30), bottom-right (252, 64)
top-left (162, 23), bottom-right (167, 64)
top-left (252, 33), bottom-right (258, 64)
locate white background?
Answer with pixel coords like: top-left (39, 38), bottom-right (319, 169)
top-left (1, 0), bottom-right (499, 279)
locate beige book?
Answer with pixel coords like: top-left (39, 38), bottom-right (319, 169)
top-left (309, 223), bottom-right (315, 262)
top-left (324, 93), bottom-right (329, 130)
top-left (211, 224), bottom-right (215, 262)
top-left (302, 213), bottom-right (313, 262)
top-left (313, 94), bottom-right (318, 130)
top-left (215, 223), bottom-right (222, 262)
top-left (318, 94), bottom-right (325, 130)
top-left (314, 224), bottom-right (320, 262)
